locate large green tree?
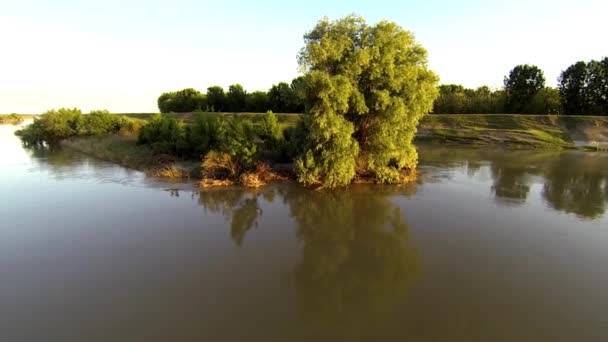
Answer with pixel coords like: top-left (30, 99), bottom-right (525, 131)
top-left (157, 88), bottom-right (206, 113)
top-left (245, 91), bottom-right (269, 112)
top-left (559, 58), bottom-right (608, 115)
top-left (504, 64), bottom-right (545, 114)
top-left (206, 86), bottom-right (227, 112)
top-left (295, 15), bottom-right (438, 188)
top-left (226, 84), bottom-right (247, 112)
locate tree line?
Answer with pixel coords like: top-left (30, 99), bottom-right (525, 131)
top-left (160, 57), bottom-right (606, 116)
top-left (157, 77), bottom-right (306, 114)
top-left (434, 59), bottom-right (608, 115)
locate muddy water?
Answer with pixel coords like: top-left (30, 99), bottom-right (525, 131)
top-left (1, 122), bottom-right (607, 341)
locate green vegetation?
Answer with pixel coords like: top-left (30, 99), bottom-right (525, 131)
top-left (294, 15), bottom-right (438, 187)
top-left (504, 64), bottom-right (546, 113)
top-left (157, 88), bottom-right (206, 113)
top-left (433, 65), bottom-right (561, 115)
top-left (13, 14), bottom-right (608, 189)
top-left (559, 57), bottom-right (608, 115)
top-left (62, 134), bottom-right (155, 170)
top-left (15, 108), bottom-right (143, 146)
top-left (419, 114), bottom-right (608, 147)
top-left (157, 78), bottom-right (306, 114)
top-left (0, 114), bottom-right (33, 124)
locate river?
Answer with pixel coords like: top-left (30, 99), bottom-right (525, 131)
top-left (1, 122), bottom-right (607, 341)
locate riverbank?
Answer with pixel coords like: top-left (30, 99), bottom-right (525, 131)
top-left (417, 114), bottom-right (608, 148)
top-left (119, 112), bottom-right (608, 148)
top-left (55, 114), bottom-right (608, 186)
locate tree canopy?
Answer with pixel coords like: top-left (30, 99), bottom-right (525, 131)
top-left (157, 88), bottom-right (206, 113)
top-left (559, 58), bottom-right (608, 115)
top-left (295, 15), bottom-right (438, 188)
top-left (504, 64), bottom-right (546, 113)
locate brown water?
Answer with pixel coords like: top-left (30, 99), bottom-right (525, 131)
top-left (1, 122), bottom-right (608, 341)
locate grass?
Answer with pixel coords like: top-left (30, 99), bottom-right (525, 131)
top-left (417, 114), bottom-right (608, 148)
top-left (61, 133), bottom-right (156, 171)
top-left (147, 165), bottom-right (189, 179)
top-left (121, 112), bottom-right (301, 126)
top-left (119, 112), bottom-right (608, 149)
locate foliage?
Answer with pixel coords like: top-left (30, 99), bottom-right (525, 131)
top-left (245, 91), bottom-right (269, 112)
top-left (559, 58), bottom-right (608, 115)
top-left (137, 114), bottom-right (189, 156)
top-left (281, 115), bottom-right (310, 160)
top-left (187, 112), bottom-right (225, 158)
top-left (433, 85), bottom-right (506, 114)
top-left (227, 84), bottom-right (247, 112)
top-left (295, 15), bottom-right (438, 187)
top-left (206, 86), bottom-right (227, 112)
top-left (0, 113), bottom-right (25, 124)
top-left (16, 108), bottom-right (137, 146)
top-left (201, 151), bottom-right (240, 180)
top-left (504, 64), bottom-right (546, 113)
top-left (257, 110), bottom-right (282, 149)
top-left (268, 81), bottom-right (305, 113)
top-left (222, 117), bottom-right (258, 166)
top-left (530, 87), bottom-right (561, 115)
top-left (157, 88), bottom-right (206, 113)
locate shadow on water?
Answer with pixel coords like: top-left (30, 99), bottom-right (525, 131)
top-left (418, 145), bottom-right (608, 219)
top-left (194, 185), bottom-right (420, 337)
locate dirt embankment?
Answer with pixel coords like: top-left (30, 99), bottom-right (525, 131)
top-left (416, 114), bottom-right (608, 149)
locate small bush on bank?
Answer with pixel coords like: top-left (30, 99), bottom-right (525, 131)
top-left (137, 114), bottom-right (189, 156)
top-left (257, 111), bottom-right (282, 149)
top-left (187, 112), bottom-right (225, 158)
top-left (16, 108), bottom-right (137, 146)
top-left (223, 117), bottom-right (258, 167)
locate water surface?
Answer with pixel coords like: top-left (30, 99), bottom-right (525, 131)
top-left (1, 123), bottom-right (607, 341)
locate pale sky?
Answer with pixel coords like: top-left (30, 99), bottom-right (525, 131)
top-left (0, 0), bottom-right (606, 113)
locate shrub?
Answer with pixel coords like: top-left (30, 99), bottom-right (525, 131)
top-left (281, 115), bottom-right (310, 160)
top-left (137, 114), bottom-right (189, 156)
top-left (83, 110), bottom-right (119, 135)
top-left (187, 112), bottom-right (225, 158)
top-left (16, 108), bottom-right (138, 146)
top-left (158, 88), bottom-right (206, 113)
top-left (222, 117), bottom-right (258, 166)
top-left (15, 108), bottom-right (83, 145)
top-left (257, 110), bottom-right (282, 150)
top-left (201, 151), bottom-right (240, 180)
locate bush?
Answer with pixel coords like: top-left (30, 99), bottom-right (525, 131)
top-left (257, 111), bottom-right (282, 149)
top-left (137, 114), bottom-right (189, 156)
top-left (83, 110), bottom-right (119, 135)
top-left (222, 117), bottom-right (258, 166)
top-left (16, 108), bottom-right (139, 146)
top-left (16, 108), bottom-right (84, 145)
top-left (187, 112), bottom-right (225, 158)
top-left (279, 115), bottom-right (310, 161)
top-left (158, 88), bottom-right (206, 113)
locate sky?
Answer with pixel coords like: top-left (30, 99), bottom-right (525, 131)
top-left (0, 0), bottom-right (606, 113)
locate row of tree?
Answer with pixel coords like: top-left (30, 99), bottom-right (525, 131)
top-left (157, 78), bottom-right (306, 114)
top-left (159, 57), bottom-right (606, 116)
top-left (434, 59), bottom-right (608, 115)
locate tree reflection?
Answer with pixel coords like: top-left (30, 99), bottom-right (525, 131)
top-left (490, 162), bottom-right (530, 205)
top-left (197, 187), bottom-right (277, 245)
top-left (197, 185), bottom-right (420, 334)
top-left (282, 186), bottom-right (420, 334)
top-left (541, 154), bottom-right (608, 219)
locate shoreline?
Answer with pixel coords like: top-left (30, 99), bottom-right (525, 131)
top-left (50, 113), bottom-right (608, 188)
